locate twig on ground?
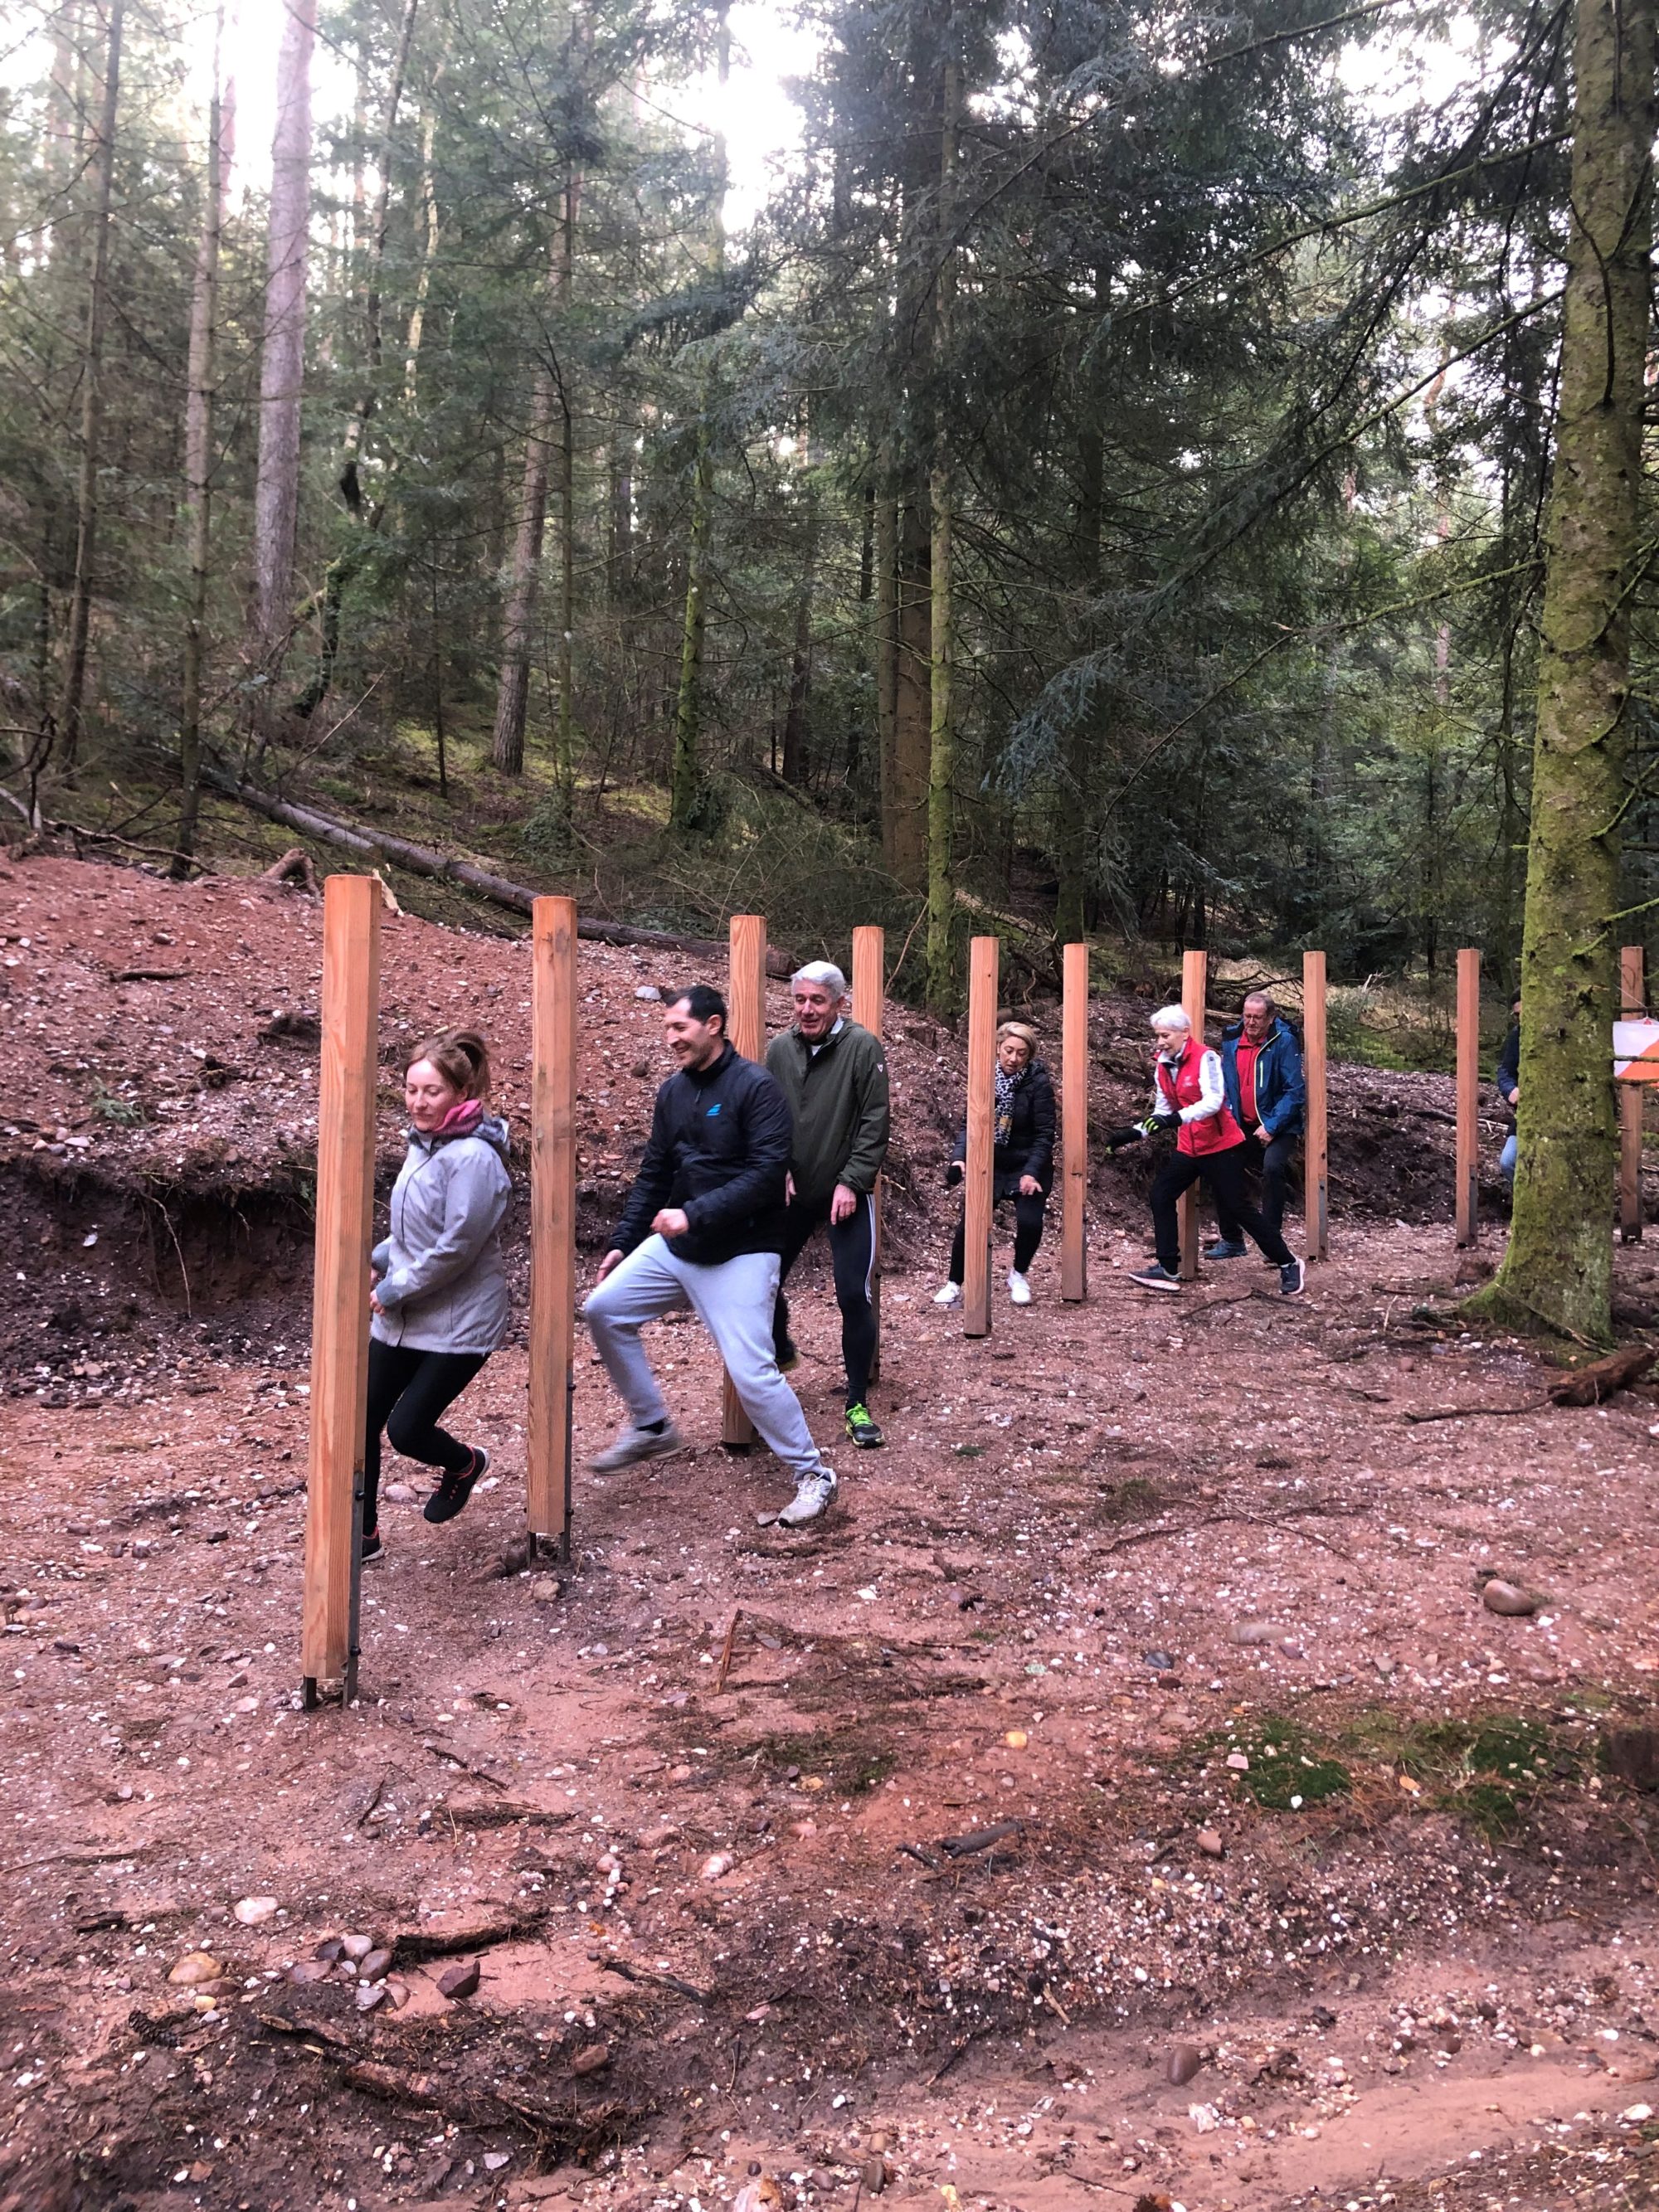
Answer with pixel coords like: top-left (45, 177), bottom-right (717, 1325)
top-left (390, 1907), bottom-right (550, 1964)
top-left (714, 1607), bottom-right (741, 1692)
top-left (1403, 1399), bottom-right (1549, 1423)
top-left (601, 1957), bottom-right (713, 2005)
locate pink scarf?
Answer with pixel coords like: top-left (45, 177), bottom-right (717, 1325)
top-left (434, 1098), bottom-right (484, 1140)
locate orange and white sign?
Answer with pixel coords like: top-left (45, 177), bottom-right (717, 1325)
top-left (1614, 1018), bottom-right (1659, 1080)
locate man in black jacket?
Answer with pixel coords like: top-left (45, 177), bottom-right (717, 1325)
top-left (581, 984), bottom-right (837, 1527)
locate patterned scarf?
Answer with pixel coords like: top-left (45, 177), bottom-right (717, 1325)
top-left (994, 1063), bottom-right (1025, 1148)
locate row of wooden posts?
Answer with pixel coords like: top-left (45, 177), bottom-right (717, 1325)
top-left (297, 876), bottom-right (1647, 1699)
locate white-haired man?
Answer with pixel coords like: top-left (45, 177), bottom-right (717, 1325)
top-left (765, 960), bottom-right (892, 1448)
top-left (1106, 1005), bottom-right (1305, 1296)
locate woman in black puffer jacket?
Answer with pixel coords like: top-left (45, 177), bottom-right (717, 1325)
top-left (935, 1022), bottom-right (1057, 1308)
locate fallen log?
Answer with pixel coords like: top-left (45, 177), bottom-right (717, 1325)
top-left (1547, 1344), bottom-right (1657, 1405)
top-left (208, 773), bottom-right (794, 974)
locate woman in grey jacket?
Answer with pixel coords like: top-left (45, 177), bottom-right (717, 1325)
top-left (362, 1028), bottom-right (511, 1558)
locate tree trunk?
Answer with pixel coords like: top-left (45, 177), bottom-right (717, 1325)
top-left (339, 0), bottom-right (420, 518)
top-left (669, 4), bottom-right (728, 831)
top-left (669, 421), bottom-right (714, 827)
top-left (892, 497), bottom-right (931, 883)
top-left (924, 462), bottom-right (954, 1011)
top-left (58, 0), bottom-right (124, 775)
top-left (249, 0), bottom-right (318, 750)
top-left (780, 432), bottom-right (818, 787)
top-left (873, 476), bottom-right (899, 863)
top-left (491, 369), bottom-right (556, 774)
top-left (402, 99), bottom-right (440, 407)
top-left (493, 154), bottom-right (581, 789)
top-left (553, 161), bottom-right (582, 843)
top-left (1469, 0), bottom-right (1657, 1344)
top-left (175, 5), bottom-right (230, 875)
top-left (923, 48), bottom-right (959, 1016)
top-left (1055, 415), bottom-right (1103, 944)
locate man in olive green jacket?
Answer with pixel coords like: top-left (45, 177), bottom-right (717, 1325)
top-left (766, 961), bottom-right (891, 1448)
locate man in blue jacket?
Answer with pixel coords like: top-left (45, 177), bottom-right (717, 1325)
top-left (1205, 991), bottom-right (1306, 1258)
top-left (582, 984), bottom-right (837, 1527)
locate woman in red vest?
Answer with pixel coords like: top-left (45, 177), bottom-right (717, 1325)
top-left (1107, 1006), bottom-right (1305, 1296)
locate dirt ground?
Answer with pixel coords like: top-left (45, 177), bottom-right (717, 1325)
top-left (7, 857), bottom-right (1659, 2212)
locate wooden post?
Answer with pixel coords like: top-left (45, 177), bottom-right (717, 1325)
top-left (1455, 946), bottom-right (1481, 1247)
top-left (1622, 944), bottom-right (1645, 1243)
top-left (528, 897), bottom-right (578, 1558)
top-left (1302, 950), bottom-right (1329, 1261)
top-left (1061, 941), bottom-right (1088, 1300)
top-left (300, 874), bottom-right (381, 1705)
top-left (722, 914), bottom-right (768, 1447)
top-left (1178, 948), bottom-right (1207, 1279)
top-left (963, 935), bottom-right (999, 1336)
top-left (852, 926), bottom-right (885, 1377)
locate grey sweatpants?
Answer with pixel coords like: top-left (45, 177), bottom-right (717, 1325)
top-left (581, 1235), bottom-right (825, 1478)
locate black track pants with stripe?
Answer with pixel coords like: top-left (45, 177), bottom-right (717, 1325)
top-left (772, 1189), bottom-right (878, 1408)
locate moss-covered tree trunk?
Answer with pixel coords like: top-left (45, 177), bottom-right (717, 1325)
top-left (1470, 0), bottom-right (1657, 1343)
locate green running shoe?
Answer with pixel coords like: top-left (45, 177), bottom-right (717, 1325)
top-left (844, 1402), bottom-right (885, 1449)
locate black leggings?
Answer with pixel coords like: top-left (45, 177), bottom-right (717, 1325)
top-left (773, 1189), bottom-right (878, 1407)
top-left (362, 1340), bottom-right (487, 1534)
top-left (1151, 1147), bottom-right (1292, 1272)
top-left (949, 1174), bottom-right (1048, 1281)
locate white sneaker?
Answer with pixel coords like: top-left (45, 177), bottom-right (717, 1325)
top-left (1007, 1270), bottom-right (1032, 1305)
top-left (778, 1466), bottom-right (838, 1528)
top-left (587, 1420), bottom-right (684, 1473)
top-left (933, 1281), bottom-right (963, 1306)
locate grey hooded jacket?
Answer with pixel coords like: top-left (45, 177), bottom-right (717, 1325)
top-left (370, 1113), bottom-right (513, 1354)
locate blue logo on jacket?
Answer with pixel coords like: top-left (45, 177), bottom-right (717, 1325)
top-left (707, 1102), bottom-right (722, 1115)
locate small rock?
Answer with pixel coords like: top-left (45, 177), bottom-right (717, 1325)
top-left (1230, 1621), bottom-right (1277, 1646)
top-left (1165, 2043), bottom-right (1204, 2085)
top-left (1481, 1579), bottom-right (1540, 1617)
top-left (1195, 1828), bottom-right (1225, 1858)
top-left (1004, 1729), bottom-right (1029, 1750)
top-left (385, 1976), bottom-right (410, 2010)
top-left (286, 1959), bottom-right (334, 1986)
top-left (384, 1482), bottom-right (416, 1505)
top-left (359, 1946), bottom-right (393, 1982)
top-left (232, 1896), bottom-right (278, 1927)
top-left (529, 1574), bottom-right (564, 1605)
top-left (700, 1851), bottom-right (734, 1882)
top-left (338, 1932), bottom-right (374, 1962)
top-left (484, 2151), bottom-right (512, 2171)
top-left (1189, 2101), bottom-right (1221, 2132)
top-left (1225, 1751), bottom-right (1250, 1772)
top-left (168, 1952), bottom-right (223, 1987)
top-left (572, 2042), bottom-right (611, 2076)
top-left (314, 1937), bottom-right (344, 1962)
top-left (631, 1061), bottom-right (651, 1079)
top-left (437, 1958), bottom-right (480, 2001)
top-left (1142, 1650), bottom-right (1176, 1671)
top-left (355, 1980), bottom-right (388, 2012)
top-left (634, 984), bottom-right (662, 1001)
top-left (1621, 2103), bottom-right (1655, 2123)
top-left (861, 2155), bottom-right (888, 2194)
top-left (733, 2181), bottom-right (787, 2212)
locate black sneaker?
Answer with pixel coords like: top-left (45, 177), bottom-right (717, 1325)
top-left (1129, 1262), bottom-right (1183, 1292)
top-left (425, 1446), bottom-right (488, 1524)
top-left (360, 1529), bottom-right (383, 1563)
top-left (1204, 1239), bottom-right (1246, 1260)
top-left (844, 1402), bottom-right (884, 1449)
top-left (776, 1338), bottom-right (800, 1375)
top-left (1279, 1258), bottom-right (1306, 1298)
